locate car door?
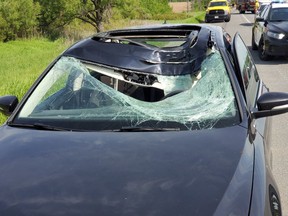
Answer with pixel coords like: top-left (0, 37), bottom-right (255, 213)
top-left (254, 4), bottom-right (270, 45)
top-left (232, 33), bottom-right (261, 110)
top-left (233, 32), bottom-right (272, 167)
top-left (232, 32), bottom-right (284, 216)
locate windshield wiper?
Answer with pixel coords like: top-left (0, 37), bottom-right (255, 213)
top-left (8, 123), bottom-right (180, 132)
top-left (8, 122), bottom-right (74, 131)
top-left (116, 126), bottom-right (180, 132)
top-left (32, 123), bottom-right (74, 131)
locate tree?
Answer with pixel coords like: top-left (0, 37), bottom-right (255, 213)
top-left (0, 0), bottom-right (174, 41)
top-left (140, 0), bottom-right (171, 19)
top-left (76, 0), bottom-right (172, 32)
top-left (192, 0), bottom-right (210, 11)
top-left (0, 0), bottom-right (40, 42)
top-left (76, 0), bottom-right (119, 32)
top-left (114, 0), bottom-right (145, 20)
top-left (35, 0), bottom-right (78, 40)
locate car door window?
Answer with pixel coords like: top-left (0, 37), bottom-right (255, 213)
top-left (233, 34), bottom-right (260, 109)
top-left (262, 5), bottom-right (270, 19)
top-left (259, 6), bottom-right (267, 17)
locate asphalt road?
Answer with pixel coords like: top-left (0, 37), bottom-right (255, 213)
top-left (210, 9), bottom-right (288, 215)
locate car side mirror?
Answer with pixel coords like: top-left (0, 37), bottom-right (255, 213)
top-left (0, 95), bottom-right (18, 116)
top-left (251, 92), bottom-right (288, 119)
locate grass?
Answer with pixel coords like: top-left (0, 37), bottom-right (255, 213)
top-left (167, 11), bottom-right (205, 24)
top-left (0, 38), bottom-right (68, 124)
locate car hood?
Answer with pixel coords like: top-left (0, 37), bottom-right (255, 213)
top-left (269, 21), bottom-right (288, 33)
top-left (0, 125), bottom-right (253, 216)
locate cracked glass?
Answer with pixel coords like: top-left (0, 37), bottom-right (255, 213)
top-left (17, 51), bottom-right (239, 131)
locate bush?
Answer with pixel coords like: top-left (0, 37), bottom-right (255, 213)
top-left (0, 0), bottom-right (40, 42)
top-left (153, 11), bottom-right (188, 20)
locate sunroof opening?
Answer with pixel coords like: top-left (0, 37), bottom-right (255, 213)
top-left (93, 27), bottom-right (201, 48)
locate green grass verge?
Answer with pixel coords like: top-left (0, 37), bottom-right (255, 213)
top-left (0, 38), bottom-right (68, 124)
top-left (167, 11), bottom-right (205, 24)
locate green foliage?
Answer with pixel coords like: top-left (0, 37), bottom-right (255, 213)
top-left (116, 0), bottom-right (172, 19)
top-left (192, 0), bottom-right (210, 11)
top-left (139, 0), bottom-right (172, 19)
top-left (74, 0), bottom-right (170, 31)
top-left (195, 11), bottom-right (206, 23)
top-left (75, 0), bottom-right (116, 32)
top-left (167, 11), bottom-right (205, 23)
top-left (0, 0), bottom-right (205, 40)
top-left (35, 0), bottom-right (78, 40)
top-left (153, 12), bottom-right (189, 21)
top-left (115, 0), bottom-right (145, 19)
top-left (0, 0), bottom-right (40, 42)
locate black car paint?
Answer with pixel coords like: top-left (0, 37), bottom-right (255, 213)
top-left (263, 21), bottom-right (288, 56)
top-left (64, 26), bottom-right (211, 76)
top-left (0, 24), bottom-right (286, 215)
top-left (0, 125), bottom-right (253, 216)
top-left (252, 4), bottom-right (288, 59)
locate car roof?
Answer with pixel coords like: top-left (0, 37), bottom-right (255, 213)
top-left (271, 3), bottom-right (288, 8)
top-left (64, 24), bottom-right (224, 76)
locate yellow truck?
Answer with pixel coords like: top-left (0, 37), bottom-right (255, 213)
top-left (205, 0), bottom-right (231, 22)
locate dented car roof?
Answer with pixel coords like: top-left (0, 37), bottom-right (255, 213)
top-left (63, 25), bottom-right (217, 76)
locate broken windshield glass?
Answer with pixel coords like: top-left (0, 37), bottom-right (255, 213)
top-left (18, 51), bottom-right (239, 131)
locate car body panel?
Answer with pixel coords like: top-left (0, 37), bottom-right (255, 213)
top-left (0, 125), bottom-right (252, 216)
top-left (64, 26), bottom-right (211, 76)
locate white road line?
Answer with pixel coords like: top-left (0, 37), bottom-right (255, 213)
top-left (241, 14), bottom-right (252, 23)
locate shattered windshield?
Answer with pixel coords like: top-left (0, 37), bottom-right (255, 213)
top-left (209, 1), bottom-right (228, 7)
top-left (17, 51), bottom-right (239, 131)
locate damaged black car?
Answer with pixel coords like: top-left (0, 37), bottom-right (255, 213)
top-left (0, 24), bottom-right (288, 215)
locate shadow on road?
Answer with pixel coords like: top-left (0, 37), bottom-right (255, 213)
top-left (240, 23), bottom-right (253, 27)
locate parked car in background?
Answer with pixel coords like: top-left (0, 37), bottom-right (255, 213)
top-left (255, 2), bottom-right (270, 16)
top-left (252, 1), bottom-right (288, 60)
top-left (0, 24), bottom-right (288, 215)
top-left (236, 0), bottom-right (257, 13)
top-left (205, 0), bottom-right (231, 22)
